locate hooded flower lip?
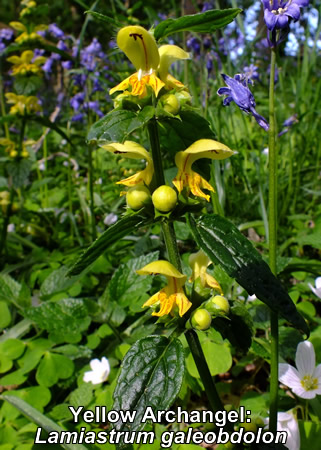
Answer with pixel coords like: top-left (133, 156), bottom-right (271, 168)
top-left (173, 139), bottom-right (234, 201)
top-left (9, 22), bottom-right (47, 44)
top-left (137, 260), bottom-right (192, 317)
top-left (7, 50), bottom-right (46, 76)
top-left (218, 73), bottom-right (269, 131)
top-left (309, 276), bottom-right (321, 299)
top-left (189, 250), bottom-right (223, 294)
top-left (261, 0), bottom-right (309, 31)
top-left (279, 341), bottom-right (321, 399)
top-left (99, 140), bottom-right (154, 187)
top-left (110, 25), bottom-right (189, 98)
top-left (83, 357), bottom-right (110, 385)
top-left (264, 411), bottom-right (300, 450)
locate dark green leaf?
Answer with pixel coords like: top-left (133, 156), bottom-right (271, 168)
top-left (107, 252), bottom-right (159, 310)
top-left (113, 336), bottom-right (184, 436)
top-left (187, 214), bottom-right (309, 335)
top-left (14, 76), bottom-right (43, 96)
top-left (7, 159), bottom-right (32, 188)
top-left (68, 213), bottom-right (152, 276)
top-left (159, 111), bottom-right (216, 155)
top-left (0, 395), bottom-right (87, 450)
top-left (87, 107), bottom-right (155, 142)
top-left (154, 8), bottom-right (241, 40)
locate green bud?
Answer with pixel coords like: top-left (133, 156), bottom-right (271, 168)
top-left (162, 94), bottom-right (180, 115)
top-left (126, 186), bottom-right (151, 210)
top-left (152, 185), bottom-right (177, 213)
top-left (190, 309), bottom-right (212, 331)
top-left (206, 295), bottom-right (230, 315)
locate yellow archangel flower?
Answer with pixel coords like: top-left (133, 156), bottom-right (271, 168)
top-left (9, 22), bottom-right (47, 44)
top-left (110, 26), bottom-right (189, 98)
top-left (173, 139), bottom-right (234, 201)
top-left (7, 50), bottom-right (46, 76)
top-left (5, 92), bottom-right (42, 115)
top-left (189, 250), bottom-right (223, 294)
top-left (137, 260), bottom-right (192, 317)
top-left (99, 141), bottom-right (154, 187)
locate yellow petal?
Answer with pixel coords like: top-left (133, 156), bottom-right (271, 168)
top-left (9, 21), bottom-right (27, 32)
top-left (143, 290), bottom-right (165, 308)
top-left (34, 24), bottom-right (48, 32)
top-left (204, 273), bottom-right (223, 294)
top-left (137, 260), bottom-right (186, 280)
top-left (158, 44), bottom-right (190, 83)
top-left (164, 74), bottom-right (185, 90)
top-left (117, 26), bottom-right (159, 72)
top-left (109, 75), bottom-right (132, 96)
top-left (5, 93), bottom-right (18, 103)
top-left (152, 293), bottom-right (176, 317)
top-left (100, 141), bottom-right (151, 161)
top-left (21, 50), bottom-right (34, 64)
top-left (116, 165), bottom-right (154, 187)
top-left (178, 139), bottom-right (234, 166)
top-left (34, 56), bottom-right (46, 66)
top-left (147, 73), bottom-right (165, 97)
top-left (7, 55), bottom-right (22, 65)
top-left (174, 292), bottom-right (192, 316)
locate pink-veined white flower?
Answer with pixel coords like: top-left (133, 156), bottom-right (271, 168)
top-left (264, 411), bottom-right (300, 450)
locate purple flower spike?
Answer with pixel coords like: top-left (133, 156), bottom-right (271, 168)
top-left (217, 73), bottom-right (269, 131)
top-left (261, 0), bottom-right (309, 31)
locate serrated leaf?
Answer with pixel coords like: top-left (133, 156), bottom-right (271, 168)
top-left (0, 395), bottom-right (87, 450)
top-left (23, 298), bottom-right (91, 341)
top-left (69, 383), bottom-right (93, 408)
top-left (159, 111), bottom-right (216, 155)
top-left (40, 266), bottom-right (76, 298)
top-left (0, 302), bottom-right (11, 328)
top-left (154, 8), bottom-right (241, 40)
top-left (113, 336), bottom-right (184, 435)
top-left (107, 252), bottom-right (159, 310)
top-left (6, 159), bottom-right (32, 188)
top-left (187, 214), bottom-right (309, 335)
top-left (68, 213), bottom-right (152, 276)
top-left (14, 75), bottom-right (43, 95)
top-left (87, 107), bottom-right (155, 142)
top-left (0, 274), bottom-right (21, 303)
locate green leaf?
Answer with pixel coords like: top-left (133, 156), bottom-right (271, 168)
top-left (0, 302), bottom-right (11, 328)
top-left (17, 338), bottom-right (53, 374)
top-left (36, 353), bottom-right (74, 387)
top-left (0, 339), bottom-right (25, 360)
top-left (154, 8), bottom-right (241, 40)
top-left (113, 336), bottom-right (184, 436)
top-left (6, 159), bottom-right (32, 188)
top-left (0, 319), bottom-right (32, 343)
top-left (159, 111), bottom-right (216, 155)
top-left (68, 213), bottom-right (152, 276)
top-left (186, 338), bottom-right (232, 377)
top-left (69, 383), bottom-right (93, 409)
top-left (87, 107), bottom-right (155, 142)
top-left (14, 76), bottom-right (43, 96)
top-left (85, 10), bottom-right (123, 27)
top-left (187, 214), bottom-right (309, 335)
top-left (106, 252), bottom-right (159, 310)
top-left (23, 298), bottom-right (91, 342)
top-left (0, 274), bottom-right (21, 303)
top-left (40, 266), bottom-right (77, 298)
top-left (0, 395), bottom-right (88, 450)
top-left (299, 420), bottom-right (321, 450)
top-left (28, 115), bottom-right (73, 146)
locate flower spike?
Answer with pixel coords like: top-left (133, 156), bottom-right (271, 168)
top-left (99, 141), bottom-right (154, 187)
top-left (137, 260), bottom-right (192, 317)
top-left (189, 250), bottom-right (223, 294)
top-left (173, 139), bottom-right (234, 201)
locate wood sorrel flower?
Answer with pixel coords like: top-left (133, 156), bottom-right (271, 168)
top-left (83, 357), bottom-right (110, 385)
top-left (309, 276), bottom-right (321, 299)
top-left (110, 26), bottom-right (189, 98)
top-left (173, 139), bottom-right (234, 201)
top-left (217, 73), bottom-right (269, 131)
top-left (264, 411), bottom-right (300, 450)
top-left (7, 50), bottom-right (46, 76)
top-left (137, 260), bottom-right (192, 317)
top-left (100, 141), bottom-right (154, 187)
top-left (188, 250), bottom-right (223, 294)
top-left (261, 0), bottom-right (309, 31)
top-left (279, 341), bottom-right (321, 399)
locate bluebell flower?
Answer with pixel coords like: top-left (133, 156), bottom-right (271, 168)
top-left (187, 37), bottom-right (201, 55)
top-left (48, 23), bottom-right (66, 40)
top-left (261, 0), bottom-right (309, 31)
top-left (0, 28), bottom-right (14, 41)
top-left (217, 73), bottom-right (269, 131)
top-left (71, 113), bottom-right (85, 122)
top-left (42, 57), bottom-right (54, 74)
top-left (86, 101), bottom-right (104, 118)
top-left (202, 1), bottom-right (214, 12)
top-left (278, 114), bottom-right (298, 136)
top-left (62, 60), bottom-right (73, 70)
top-left (70, 92), bottom-right (85, 111)
top-left (243, 64), bottom-right (260, 83)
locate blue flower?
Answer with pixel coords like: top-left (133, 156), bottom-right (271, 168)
top-left (217, 73), bottom-right (269, 131)
top-left (261, 0), bottom-right (309, 31)
top-left (48, 23), bottom-right (66, 40)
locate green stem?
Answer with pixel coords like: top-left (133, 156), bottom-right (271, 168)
top-left (185, 330), bottom-right (226, 416)
top-left (147, 119), bottom-right (165, 187)
top-left (0, 189), bottom-right (15, 261)
top-left (0, 72), bottom-right (9, 139)
top-left (268, 45), bottom-right (279, 433)
top-left (88, 143), bottom-right (96, 241)
top-left (161, 220), bottom-right (182, 272)
top-left (43, 135), bottom-right (48, 208)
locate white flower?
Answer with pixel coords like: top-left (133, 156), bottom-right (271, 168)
top-left (83, 357), bottom-right (110, 385)
top-left (279, 341), bottom-right (321, 399)
top-left (265, 411), bottom-right (300, 450)
top-left (104, 213), bottom-right (118, 226)
top-left (309, 276), bottom-right (321, 299)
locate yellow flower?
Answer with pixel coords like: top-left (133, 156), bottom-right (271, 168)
top-left (0, 137), bottom-right (35, 158)
top-left (137, 260), bottom-right (192, 317)
top-left (9, 22), bottom-right (47, 44)
top-left (173, 139), bottom-right (234, 201)
top-left (20, 0), bottom-right (37, 17)
top-left (5, 93), bottom-right (42, 115)
top-left (7, 50), bottom-right (46, 76)
top-left (110, 25), bottom-right (189, 98)
top-left (0, 138), bottom-right (16, 154)
top-left (99, 140), bottom-right (154, 187)
top-left (189, 250), bottom-right (223, 294)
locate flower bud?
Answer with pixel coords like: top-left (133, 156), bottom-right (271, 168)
top-left (239, 419), bottom-right (257, 433)
top-left (190, 309), bottom-right (212, 331)
top-left (126, 185), bottom-right (151, 210)
top-left (9, 150), bottom-right (18, 158)
top-left (206, 295), bottom-right (230, 315)
top-left (162, 94), bottom-right (180, 115)
top-left (21, 150), bottom-right (29, 158)
top-left (152, 185), bottom-right (177, 213)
